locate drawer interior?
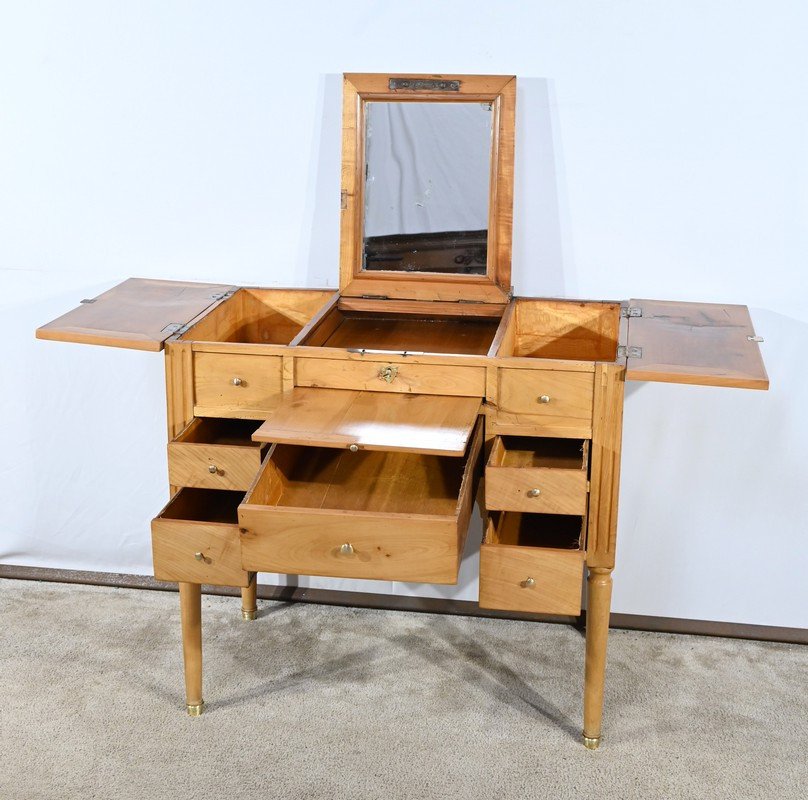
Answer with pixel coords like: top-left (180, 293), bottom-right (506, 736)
top-left (497, 299), bottom-right (620, 362)
top-left (249, 441), bottom-right (478, 515)
top-left (486, 511), bottom-right (584, 551)
top-left (178, 288), bottom-right (334, 345)
top-left (489, 436), bottom-right (588, 470)
top-left (158, 488), bottom-right (244, 524)
top-left (300, 305), bottom-right (502, 356)
top-left (175, 417), bottom-right (264, 448)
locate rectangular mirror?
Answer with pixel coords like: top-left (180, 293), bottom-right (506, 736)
top-left (363, 101), bottom-right (493, 275)
top-left (339, 74), bottom-right (516, 304)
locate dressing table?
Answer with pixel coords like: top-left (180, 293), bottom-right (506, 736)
top-left (36, 73), bottom-right (768, 749)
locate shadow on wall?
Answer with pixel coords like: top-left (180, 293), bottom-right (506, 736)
top-left (298, 74), bottom-right (571, 297)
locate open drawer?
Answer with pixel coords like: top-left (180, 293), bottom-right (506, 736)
top-left (151, 488), bottom-right (250, 587)
top-left (168, 418), bottom-right (268, 491)
top-left (479, 512), bottom-right (585, 614)
top-left (485, 436), bottom-right (589, 515)
top-left (238, 419), bottom-right (484, 584)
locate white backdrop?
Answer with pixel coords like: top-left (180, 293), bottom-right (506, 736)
top-left (1, 1), bottom-right (806, 628)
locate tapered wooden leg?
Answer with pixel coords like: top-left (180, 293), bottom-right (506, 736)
top-left (241, 573), bottom-right (257, 620)
top-left (179, 582), bottom-right (204, 716)
top-left (583, 567), bottom-right (613, 749)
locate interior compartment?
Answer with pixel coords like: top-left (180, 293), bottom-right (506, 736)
top-left (179, 288), bottom-right (334, 345)
top-left (174, 417), bottom-right (264, 448)
top-left (491, 436), bottom-right (588, 470)
top-left (487, 511), bottom-right (584, 551)
top-left (300, 305), bottom-right (503, 356)
top-left (158, 488), bottom-right (243, 524)
top-left (497, 299), bottom-right (621, 362)
top-left (248, 425), bottom-right (481, 515)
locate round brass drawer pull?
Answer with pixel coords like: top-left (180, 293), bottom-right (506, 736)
top-left (231, 377), bottom-right (243, 386)
top-left (538, 394), bottom-right (551, 404)
top-left (349, 444), bottom-right (359, 453)
top-left (527, 487), bottom-right (541, 498)
top-left (340, 543), bottom-right (354, 555)
top-left (522, 577), bottom-right (536, 588)
top-left (194, 552), bottom-right (211, 564)
top-left (208, 464), bottom-right (218, 474)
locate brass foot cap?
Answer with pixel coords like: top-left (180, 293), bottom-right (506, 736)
top-left (186, 701), bottom-right (205, 717)
top-left (582, 734), bottom-right (601, 750)
top-left (241, 609), bottom-right (257, 621)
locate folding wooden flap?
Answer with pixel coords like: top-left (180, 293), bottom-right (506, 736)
top-left (252, 387), bottom-right (482, 456)
top-left (36, 278), bottom-right (236, 351)
top-left (624, 299), bottom-right (769, 389)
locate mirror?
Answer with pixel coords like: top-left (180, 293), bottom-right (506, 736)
top-left (362, 101), bottom-right (494, 275)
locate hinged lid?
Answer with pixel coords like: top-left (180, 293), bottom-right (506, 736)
top-left (252, 387), bottom-right (482, 456)
top-left (624, 299), bottom-right (768, 389)
top-left (338, 74), bottom-right (515, 305)
top-left (36, 278), bottom-right (237, 351)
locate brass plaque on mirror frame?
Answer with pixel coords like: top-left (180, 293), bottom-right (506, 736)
top-left (388, 78), bottom-right (461, 92)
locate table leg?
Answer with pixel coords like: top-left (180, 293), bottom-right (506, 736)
top-left (241, 573), bottom-right (258, 620)
top-left (179, 582), bottom-right (204, 716)
top-left (583, 567), bottom-right (613, 749)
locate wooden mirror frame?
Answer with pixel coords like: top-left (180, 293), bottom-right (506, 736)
top-left (338, 73), bottom-right (516, 305)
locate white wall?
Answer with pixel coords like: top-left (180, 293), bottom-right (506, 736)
top-left (2, 1), bottom-right (806, 628)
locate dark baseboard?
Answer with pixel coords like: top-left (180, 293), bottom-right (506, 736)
top-left (1, 563), bottom-right (804, 645)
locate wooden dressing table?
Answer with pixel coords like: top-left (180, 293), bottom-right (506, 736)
top-left (36, 74), bottom-right (768, 749)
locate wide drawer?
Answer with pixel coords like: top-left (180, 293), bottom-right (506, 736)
top-left (151, 488), bottom-right (250, 587)
top-left (238, 419), bottom-right (484, 583)
top-left (295, 357), bottom-right (486, 397)
top-left (194, 352), bottom-right (283, 419)
top-left (479, 512), bottom-right (585, 614)
top-left (485, 436), bottom-right (589, 515)
top-left (168, 418), bottom-right (267, 491)
top-left (495, 368), bottom-right (594, 438)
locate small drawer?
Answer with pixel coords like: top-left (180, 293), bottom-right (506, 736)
top-left (238, 419), bottom-right (484, 584)
top-left (485, 436), bottom-right (588, 515)
top-left (168, 418), bottom-right (267, 491)
top-left (151, 488), bottom-right (250, 587)
top-left (479, 512), bottom-right (584, 614)
top-left (194, 352), bottom-right (283, 419)
top-left (495, 368), bottom-right (594, 438)
top-left (295, 357), bottom-right (486, 398)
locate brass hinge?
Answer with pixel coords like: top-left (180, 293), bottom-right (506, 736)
top-left (621, 306), bottom-right (642, 318)
top-left (617, 345), bottom-right (643, 358)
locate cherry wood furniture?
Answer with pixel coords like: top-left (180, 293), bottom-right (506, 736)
top-left (36, 74), bottom-right (768, 748)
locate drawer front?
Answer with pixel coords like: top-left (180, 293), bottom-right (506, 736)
top-left (496, 369), bottom-right (594, 437)
top-left (194, 353), bottom-right (283, 418)
top-left (151, 518), bottom-right (250, 587)
top-left (295, 357), bottom-right (486, 397)
top-left (239, 509), bottom-right (460, 584)
top-left (479, 542), bottom-right (584, 615)
top-left (485, 467), bottom-right (588, 515)
top-left (168, 443), bottom-right (263, 491)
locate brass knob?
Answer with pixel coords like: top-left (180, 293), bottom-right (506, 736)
top-left (208, 464), bottom-right (218, 474)
top-left (538, 395), bottom-right (551, 404)
top-left (527, 487), bottom-right (541, 498)
top-left (522, 577), bottom-right (536, 588)
top-left (349, 444), bottom-right (359, 452)
top-left (232, 377), bottom-right (243, 386)
top-left (340, 543), bottom-right (354, 555)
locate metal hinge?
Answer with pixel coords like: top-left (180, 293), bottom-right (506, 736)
top-left (621, 306), bottom-right (642, 318)
top-left (361, 294), bottom-right (389, 300)
top-left (80, 297), bottom-right (97, 304)
top-left (160, 323), bottom-right (184, 336)
top-left (617, 345), bottom-right (643, 358)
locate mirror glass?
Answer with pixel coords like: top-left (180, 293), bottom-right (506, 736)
top-left (362, 101), bottom-right (493, 275)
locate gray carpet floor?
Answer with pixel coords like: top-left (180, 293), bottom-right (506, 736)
top-left (0, 578), bottom-right (805, 799)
